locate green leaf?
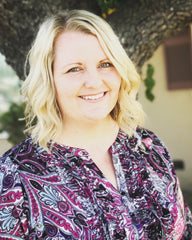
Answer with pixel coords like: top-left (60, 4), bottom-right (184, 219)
top-left (145, 89), bottom-right (155, 101)
top-left (146, 64), bottom-right (154, 78)
top-left (97, 0), bottom-right (125, 17)
top-left (144, 64), bottom-right (155, 102)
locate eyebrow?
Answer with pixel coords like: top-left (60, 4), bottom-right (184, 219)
top-left (100, 58), bottom-right (110, 61)
top-left (61, 62), bottom-right (83, 70)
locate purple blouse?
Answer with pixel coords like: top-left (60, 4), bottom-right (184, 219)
top-left (0, 128), bottom-right (191, 239)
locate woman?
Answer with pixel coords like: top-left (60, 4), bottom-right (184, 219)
top-left (0, 9), bottom-right (191, 240)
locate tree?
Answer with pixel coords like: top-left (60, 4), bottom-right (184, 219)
top-left (0, 0), bottom-right (192, 80)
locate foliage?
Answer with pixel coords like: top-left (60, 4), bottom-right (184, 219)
top-left (0, 102), bottom-right (26, 145)
top-left (97, 0), bottom-right (125, 18)
top-left (144, 64), bottom-right (155, 101)
top-left (97, 0), bottom-right (152, 18)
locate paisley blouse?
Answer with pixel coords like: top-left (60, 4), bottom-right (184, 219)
top-left (0, 128), bottom-right (191, 240)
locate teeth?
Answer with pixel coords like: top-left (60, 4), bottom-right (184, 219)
top-left (81, 93), bottom-right (104, 100)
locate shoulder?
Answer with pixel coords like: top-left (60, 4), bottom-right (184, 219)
top-left (133, 127), bottom-right (175, 175)
top-left (118, 127), bottom-right (168, 154)
top-left (0, 139), bottom-right (33, 237)
top-left (119, 127), bottom-right (173, 168)
top-left (1, 137), bottom-right (34, 156)
top-left (0, 138), bottom-right (32, 169)
top-left (135, 127), bottom-right (169, 153)
top-left (1, 137), bottom-right (35, 162)
top-left (0, 137), bottom-right (49, 174)
top-left (136, 127), bottom-right (163, 143)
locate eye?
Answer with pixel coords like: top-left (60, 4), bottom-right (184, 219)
top-left (100, 62), bottom-right (113, 68)
top-left (66, 67), bottom-right (81, 73)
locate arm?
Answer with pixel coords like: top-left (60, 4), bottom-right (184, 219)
top-left (0, 154), bottom-right (29, 239)
top-left (139, 128), bottom-right (192, 239)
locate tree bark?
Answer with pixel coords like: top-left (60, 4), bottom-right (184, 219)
top-left (108, 0), bottom-right (192, 68)
top-left (0, 0), bottom-right (191, 80)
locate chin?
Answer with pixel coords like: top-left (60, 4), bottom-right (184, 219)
top-left (82, 113), bottom-right (111, 122)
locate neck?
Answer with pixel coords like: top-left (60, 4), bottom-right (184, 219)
top-left (54, 116), bottom-right (119, 149)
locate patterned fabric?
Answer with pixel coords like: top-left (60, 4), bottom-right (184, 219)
top-left (0, 128), bottom-right (191, 240)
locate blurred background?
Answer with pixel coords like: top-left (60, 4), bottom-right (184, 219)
top-left (139, 25), bottom-right (192, 209)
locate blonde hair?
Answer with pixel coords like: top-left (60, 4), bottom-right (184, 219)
top-left (22, 9), bottom-right (144, 149)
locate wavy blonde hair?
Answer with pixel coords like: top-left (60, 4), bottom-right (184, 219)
top-left (22, 9), bottom-right (144, 149)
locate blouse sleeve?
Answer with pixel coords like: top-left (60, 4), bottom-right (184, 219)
top-left (174, 171), bottom-right (192, 239)
top-left (140, 128), bottom-right (192, 239)
top-left (0, 153), bottom-right (29, 239)
top-left (181, 198), bottom-right (192, 239)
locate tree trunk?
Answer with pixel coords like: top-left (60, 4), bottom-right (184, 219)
top-left (0, 0), bottom-right (191, 80)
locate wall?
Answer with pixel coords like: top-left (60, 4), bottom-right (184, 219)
top-left (139, 45), bottom-right (192, 190)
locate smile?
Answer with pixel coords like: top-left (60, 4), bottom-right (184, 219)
top-left (80, 92), bottom-right (105, 100)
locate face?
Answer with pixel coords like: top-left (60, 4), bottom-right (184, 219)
top-left (53, 31), bottom-right (121, 126)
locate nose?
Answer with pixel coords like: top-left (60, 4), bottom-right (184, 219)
top-left (84, 69), bottom-right (103, 89)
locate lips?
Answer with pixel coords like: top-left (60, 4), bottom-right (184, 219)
top-left (80, 92), bottom-right (106, 100)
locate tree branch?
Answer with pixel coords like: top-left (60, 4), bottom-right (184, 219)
top-left (108, 0), bottom-right (192, 68)
top-left (0, 0), bottom-right (191, 79)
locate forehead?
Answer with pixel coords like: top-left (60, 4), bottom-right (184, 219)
top-left (54, 31), bottom-right (107, 61)
top-left (55, 31), bottom-right (96, 46)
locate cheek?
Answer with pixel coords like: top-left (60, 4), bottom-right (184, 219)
top-left (113, 76), bottom-right (121, 93)
top-left (54, 80), bottom-right (72, 96)
top-left (55, 82), bottom-right (80, 108)
top-left (111, 71), bottom-right (121, 86)
top-left (105, 74), bottom-right (121, 90)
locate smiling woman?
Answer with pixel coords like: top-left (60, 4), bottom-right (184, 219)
top-left (0, 9), bottom-right (191, 240)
